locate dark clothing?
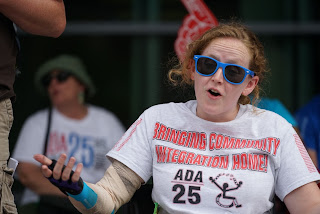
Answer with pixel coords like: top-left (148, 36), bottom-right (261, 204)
top-left (295, 95), bottom-right (320, 167)
top-left (0, 13), bottom-right (18, 102)
top-left (0, 13), bottom-right (19, 214)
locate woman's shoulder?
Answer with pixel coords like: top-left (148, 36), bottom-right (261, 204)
top-left (27, 108), bottom-right (49, 120)
top-left (86, 105), bottom-right (124, 126)
top-left (88, 105), bottom-right (118, 118)
top-left (22, 108), bottom-right (50, 127)
top-left (243, 104), bottom-right (291, 126)
top-left (145, 100), bottom-right (195, 114)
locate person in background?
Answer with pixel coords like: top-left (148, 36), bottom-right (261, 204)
top-left (35, 22), bottom-right (320, 214)
top-left (0, 1), bottom-right (65, 213)
top-left (295, 94), bottom-right (320, 169)
top-left (257, 97), bottom-right (298, 130)
top-left (12, 54), bottom-right (125, 214)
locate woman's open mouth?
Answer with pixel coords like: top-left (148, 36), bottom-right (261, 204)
top-left (208, 89), bottom-right (221, 97)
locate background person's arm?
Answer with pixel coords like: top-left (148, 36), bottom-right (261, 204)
top-left (0, 0), bottom-right (66, 37)
top-left (17, 162), bottom-right (67, 197)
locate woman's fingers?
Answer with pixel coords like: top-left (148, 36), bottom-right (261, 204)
top-left (34, 153), bottom-right (82, 182)
top-left (41, 164), bottom-right (53, 178)
top-left (52, 154), bottom-right (67, 180)
top-left (61, 157), bottom-right (76, 181)
top-left (34, 154), bottom-right (53, 166)
top-left (71, 162), bottom-right (83, 183)
top-left (34, 154), bottom-right (53, 178)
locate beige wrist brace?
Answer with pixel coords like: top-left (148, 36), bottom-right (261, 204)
top-left (69, 160), bottom-right (142, 214)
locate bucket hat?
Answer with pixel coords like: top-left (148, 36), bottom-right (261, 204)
top-left (34, 54), bottom-right (96, 97)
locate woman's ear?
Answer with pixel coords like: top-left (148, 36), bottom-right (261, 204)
top-left (191, 68), bottom-right (195, 80)
top-left (242, 76), bottom-right (259, 96)
top-left (189, 59), bottom-right (196, 81)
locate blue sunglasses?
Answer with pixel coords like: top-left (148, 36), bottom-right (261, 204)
top-left (193, 55), bottom-right (255, 85)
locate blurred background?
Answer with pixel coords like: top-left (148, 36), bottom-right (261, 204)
top-left (9, 0), bottom-right (320, 213)
top-left (11, 0), bottom-right (320, 166)
top-left (10, 0), bottom-right (320, 212)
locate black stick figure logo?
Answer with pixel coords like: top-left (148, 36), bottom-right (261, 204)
top-left (209, 173), bottom-right (243, 208)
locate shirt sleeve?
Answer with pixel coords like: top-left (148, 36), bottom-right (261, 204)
top-left (105, 113), bottom-right (126, 147)
top-left (107, 111), bottom-right (153, 183)
top-left (275, 128), bottom-right (320, 201)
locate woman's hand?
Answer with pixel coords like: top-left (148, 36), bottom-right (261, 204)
top-left (34, 154), bottom-right (98, 210)
top-left (34, 153), bottom-right (83, 182)
top-left (34, 153), bottom-right (84, 195)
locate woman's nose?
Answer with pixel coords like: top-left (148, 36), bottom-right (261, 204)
top-left (211, 67), bottom-right (224, 83)
top-left (48, 77), bottom-right (59, 88)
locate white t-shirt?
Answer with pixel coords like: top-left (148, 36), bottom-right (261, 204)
top-left (108, 100), bottom-right (320, 214)
top-left (13, 105), bottom-right (125, 205)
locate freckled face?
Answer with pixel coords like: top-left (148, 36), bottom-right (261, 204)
top-left (191, 37), bottom-right (258, 122)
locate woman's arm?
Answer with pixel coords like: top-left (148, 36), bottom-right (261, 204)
top-left (0, 0), bottom-right (66, 37)
top-left (284, 182), bottom-right (320, 214)
top-left (34, 154), bottom-right (143, 214)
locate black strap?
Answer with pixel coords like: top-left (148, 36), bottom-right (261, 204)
top-left (43, 106), bottom-right (52, 155)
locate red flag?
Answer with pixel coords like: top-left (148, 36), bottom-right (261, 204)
top-left (174, 0), bottom-right (219, 61)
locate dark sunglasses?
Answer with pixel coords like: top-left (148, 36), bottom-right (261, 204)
top-left (193, 55), bottom-right (255, 85)
top-left (41, 71), bottom-right (72, 87)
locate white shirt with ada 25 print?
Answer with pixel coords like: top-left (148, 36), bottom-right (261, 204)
top-left (13, 105), bottom-right (125, 205)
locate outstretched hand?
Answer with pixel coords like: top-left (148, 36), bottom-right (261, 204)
top-left (34, 154), bottom-right (98, 210)
top-left (34, 153), bottom-right (83, 183)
